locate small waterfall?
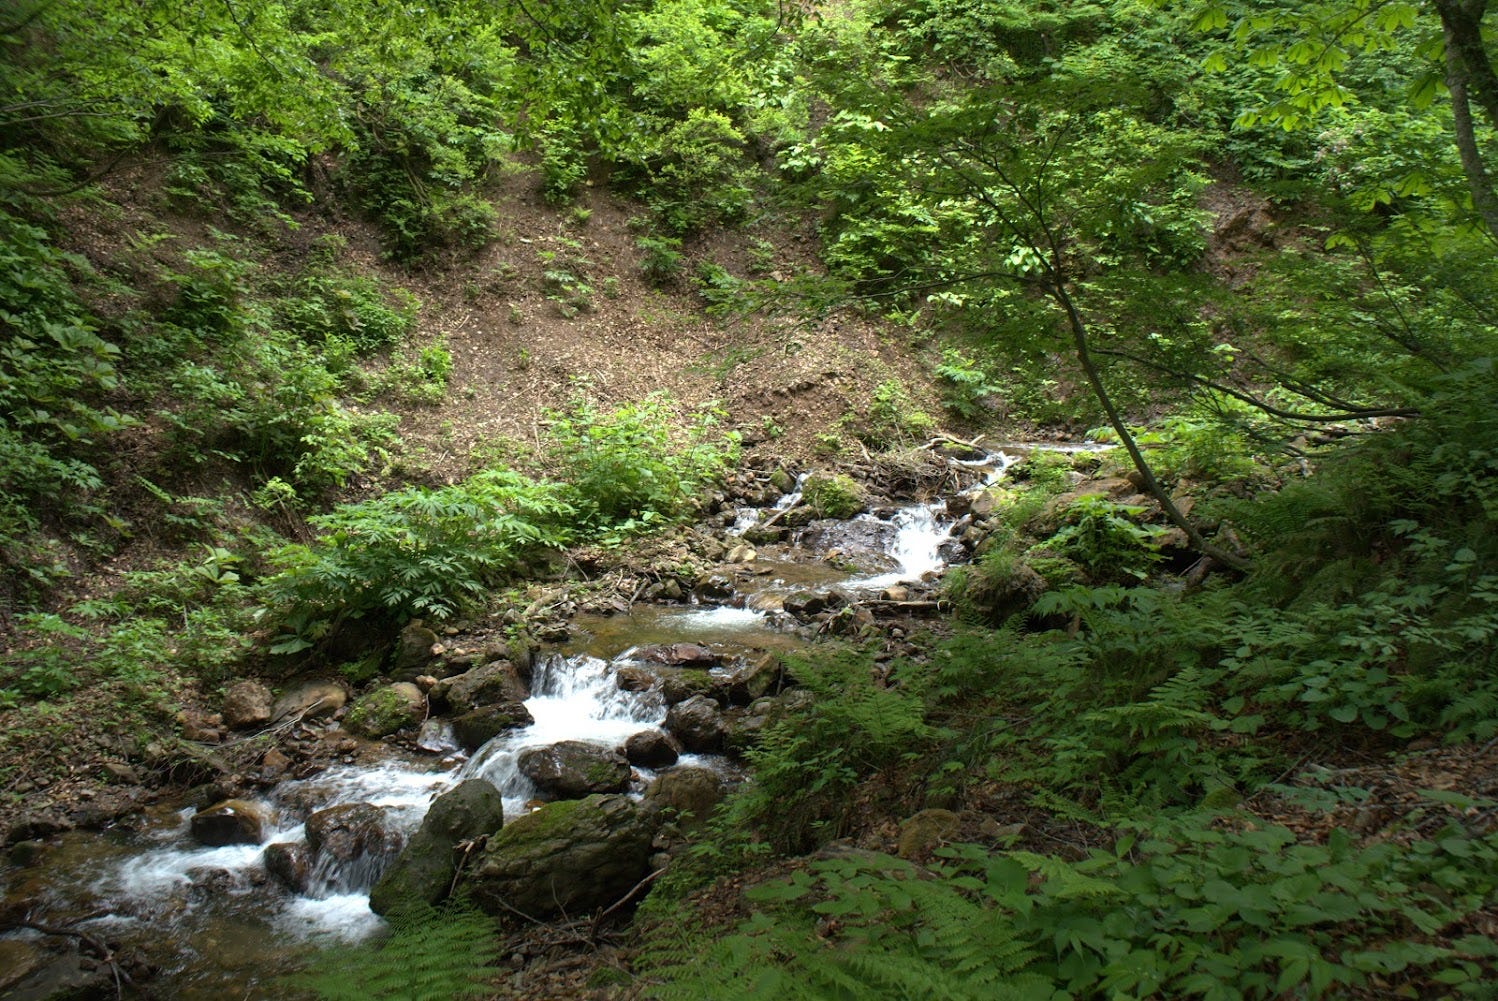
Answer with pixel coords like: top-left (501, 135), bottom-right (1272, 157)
top-left (461, 652), bottom-right (665, 806)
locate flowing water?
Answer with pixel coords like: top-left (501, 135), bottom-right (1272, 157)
top-left (0, 449), bottom-right (1032, 998)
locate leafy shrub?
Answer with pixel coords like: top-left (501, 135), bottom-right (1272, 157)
top-left (277, 269), bottom-right (420, 355)
top-left (0, 206), bottom-right (132, 596)
top-left (544, 393), bottom-right (738, 537)
top-left (705, 648), bottom-right (939, 857)
top-left (637, 232), bottom-right (686, 285)
top-left (260, 469), bottom-right (575, 648)
top-left (645, 817), bottom-right (1498, 1000)
top-left (627, 108), bottom-right (756, 234)
top-left (1034, 494), bottom-right (1163, 582)
top-left (934, 348), bottom-right (1002, 420)
top-left (856, 379), bottom-right (936, 449)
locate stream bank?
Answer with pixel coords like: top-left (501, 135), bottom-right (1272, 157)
top-left (1, 442), bottom-right (1141, 999)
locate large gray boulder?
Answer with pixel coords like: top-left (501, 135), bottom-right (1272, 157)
top-left (271, 680), bottom-right (347, 722)
top-left (517, 741), bottom-right (631, 799)
top-left (468, 794), bottom-right (655, 919)
top-left (624, 730), bottom-right (680, 769)
top-left (344, 683), bottom-right (426, 738)
top-left (222, 680), bottom-right (272, 730)
top-left (190, 799), bottom-right (269, 846)
top-left (642, 767), bottom-right (726, 832)
top-left (432, 661), bottom-right (528, 714)
top-left (450, 702), bottom-right (534, 752)
top-left (305, 803), bottom-right (401, 864)
top-left (370, 780), bottom-right (505, 915)
top-left (665, 695), bottom-right (725, 752)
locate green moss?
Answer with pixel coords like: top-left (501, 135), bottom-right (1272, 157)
top-left (801, 473), bottom-right (866, 520)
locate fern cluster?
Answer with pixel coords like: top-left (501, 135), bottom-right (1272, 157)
top-left (643, 818), bottom-right (1498, 1000)
top-left (294, 901), bottom-right (499, 1001)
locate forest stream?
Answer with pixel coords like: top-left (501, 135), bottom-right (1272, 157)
top-left (0, 449), bottom-right (1043, 999)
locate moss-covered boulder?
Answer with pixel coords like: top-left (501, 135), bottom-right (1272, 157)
top-left (517, 740), bottom-right (630, 798)
top-left (450, 701), bottom-right (534, 751)
top-left (370, 779), bottom-right (505, 915)
top-left (468, 794), bottom-right (655, 919)
top-left (801, 472), bottom-right (867, 519)
top-left (344, 683), bottom-right (425, 738)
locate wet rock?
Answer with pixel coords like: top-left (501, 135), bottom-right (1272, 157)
top-left (633, 643), bottom-right (719, 668)
top-left (416, 719), bottom-right (460, 754)
top-left (190, 799), bottom-right (269, 846)
top-left (694, 574), bottom-right (734, 600)
top-left (518, 741), bottom-right (631, 798)
top-left (726, 653), bottom-right (783, 704)
top-left (451, 702), bottom-right (534, 752)
top-left (615, 666), bottom-right (660, 692)
top-left (784, 587), bottom-right (832, 617)
top-left (470, 794), bottom-right (655, 919)
top-left (306, 803), bottom-right (401, 863)
top-left (264, 841), bottom-right (311, 893)
top-left (392, 620), bottom-right (440, 674)
top-left (344, 683), bottom-right (426, 738)
top-left (271, 680), bottom-right (347, 723)
top-left (371, 779), bottom-right (506, 915)
top-left (801, 472), bottom-right (867, 519)
top-left (0, 938), bottom-right (45, 991)
top-left (0, 947), bottom-right (110, 999)
top-left (741, 523), bottom-right (787, 545)
top-left (259, 748), bottom-right (292, 780)
top-left (666, 695), bottom-right (725, 753)
top-left (431, 661), bottom-right (528, 714)
top-left (624, 730), bottom-right (680, 769)
top-left (660, 669), bottom-right (719, 705)
top-left (797, 520), bottom-right (900, 572)
top-left (642, 767), bottom-right (725, 831)
top-left (222, 679), bottom-right (273, 730)
top-left (768, 468), bottom-right (797, 495)
top-left (897, 808), bottom-right (961, 860)
top-left (726, 543), bottom-right (756, 564)
top-left (99, 761), bottom-right (139, 784)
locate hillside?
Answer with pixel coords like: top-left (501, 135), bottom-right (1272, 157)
top-left (2, 1), bottom-right (1497, 999)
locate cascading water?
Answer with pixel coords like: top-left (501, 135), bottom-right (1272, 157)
top-left (461, 652), bottom-right (666, 808)
top-left (3, 447), bottom-right (1046, 998)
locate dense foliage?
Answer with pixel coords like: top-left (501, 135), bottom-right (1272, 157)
top-left (1, 0), bottom-right (1496, 998)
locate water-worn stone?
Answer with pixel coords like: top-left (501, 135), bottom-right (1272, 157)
top-left (782, 591), bottom-right (831, 618)
top-left (190, 799), bottom-right (269, 846)
top-left (370, 779), bottom-right (506, 915)
top-left (431, 661), bottom-right (528, 714)
top-left (518, 741), bottom-right (631, 798)
top-left (450, 702), bottom-right (534, 751)
top-left (469, 794), bottom-right (655, 919)
top-left (305, 802), bottom-right (401, 863)
top-left (416, 719), bottom-right (459, 754)
top-left (615, 666), bottom-right (661, 692)
top-left (624, 730), bottom-right (680, 768)
top-left (665, 695), bottom-right (725, 753)
top-left (897, 808), bottom-right (961, 860)
top-left (222, 679), bottom-right (273, 730)
top-left (633, 643), bottom-right (719, 667)
top-left (392, 621), bottom-right (440, 674)
top-left (726, 654), bottom-right (782, 704)
top-left (271, 680), bottom-right (347, 723)
top-left (642, 767), bottom-right (725, 831)
top-left (344, 683), bottom-right (426, 738)
top-left (264, 841), bottom-right (311, 893)
top-left (0, 938), bottom-right (45, 991)
top-left (660, 668), bottom-right (719, 705)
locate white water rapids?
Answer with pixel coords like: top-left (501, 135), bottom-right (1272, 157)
top-left (4, 447), bottom-right (1044, 996)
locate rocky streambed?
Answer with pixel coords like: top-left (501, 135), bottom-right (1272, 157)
top-left (1, 443), bottom-right (1127, 999)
